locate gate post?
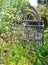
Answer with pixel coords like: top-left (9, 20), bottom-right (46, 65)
top-left (42, 20), bottom-right (44, 45)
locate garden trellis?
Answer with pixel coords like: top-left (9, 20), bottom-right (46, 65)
top-left (13, 5), bottom-right (44, 44)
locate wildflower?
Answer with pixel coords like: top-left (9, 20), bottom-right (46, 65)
top-left (0, 42), bottom-right (3, 46)
top-left (0, 41), bottom-right (3, 46)
top-left (5, 50), bottom-right (9, 58)
top-left (8, 40), bottom-right (12, 44)
top-left (13, 26), bottom-right (17, 30)
top-left (14, 38), bottom-right (19, 43)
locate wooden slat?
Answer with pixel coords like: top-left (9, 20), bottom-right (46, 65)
top-left (20, 20), bottom-right (43, 22)
top-left (25, 25), bottom-right (44, 27)
top-left (24, 38), bottom-right (42, 41)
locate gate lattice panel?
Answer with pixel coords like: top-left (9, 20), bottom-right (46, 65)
top-left (12, 5), bottom-right (44, 44)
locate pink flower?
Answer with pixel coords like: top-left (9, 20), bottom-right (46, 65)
top-left (14, 38), bottom-right (19, 43)
top-left (5, 50), bottom-right (9, 58)
top-left (13, 26), bottom-right (16, 30)
top-left (8, 40), bottom-right (12, 44)
top-left (0, 42), bottom-right (3, 46)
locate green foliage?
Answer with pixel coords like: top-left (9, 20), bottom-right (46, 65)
top-left (0, 37), bottom-right (48, 65)
top-left (37, 0), bottom-right (43, 4)
top-left (0, 0), bottom-right (29, 37)
top-left (44, 28), bottom-right (48, 39)
top-left (37, 3), bottom-right (48, 29)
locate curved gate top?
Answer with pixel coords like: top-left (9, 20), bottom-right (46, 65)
top-left (14, 5), bottom-right (44, 44)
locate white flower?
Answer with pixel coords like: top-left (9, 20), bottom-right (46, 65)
top-left (22, 23), bottom-right (26, 26)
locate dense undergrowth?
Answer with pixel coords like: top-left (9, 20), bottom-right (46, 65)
top-left (0, 29), bottom-right (48, 65)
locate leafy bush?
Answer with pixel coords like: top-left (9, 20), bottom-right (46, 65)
top-left (0, 35), bottom-right (48, 65)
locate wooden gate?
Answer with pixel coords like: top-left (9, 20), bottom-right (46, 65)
top-left (12, 5), bottom-right (44, 44)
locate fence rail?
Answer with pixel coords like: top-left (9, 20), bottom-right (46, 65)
top-left (20, 20), bottom-right (43, 22)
